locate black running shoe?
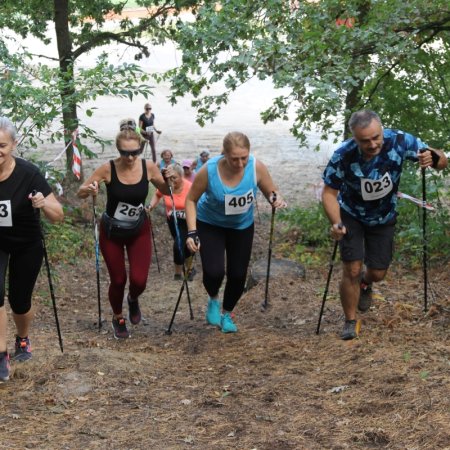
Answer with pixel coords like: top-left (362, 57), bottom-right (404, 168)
top-left (127, 295), bottom-right (141, 325)
top-left (112, 317), bottom-right (130, 339)
top-left (340, 320), bottom-right (358, 340)
top-left (0, 352), bottom-right (10, 382)
top-left (14, 336), bottom-right (32, 362)
top-left (358, 280), bottom-right (373, 312)
top-left (187, 267), bottom-right (196, 282)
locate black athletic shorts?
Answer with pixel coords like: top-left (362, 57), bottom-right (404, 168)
top-left (339, 209), bottom-right (396, 269)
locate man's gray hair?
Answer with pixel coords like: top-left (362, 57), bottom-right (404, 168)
top-left (348, 110), bottom-right (381, 133)
top-left (0, 116), bottom-right (17, 141)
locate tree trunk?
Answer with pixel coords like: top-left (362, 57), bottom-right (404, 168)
top-left (53, 0), bottom-right (82, 184)
top-left (342, 1), bottom-right (371, 139)
top-left (343, 77), bottom-right (366, 139)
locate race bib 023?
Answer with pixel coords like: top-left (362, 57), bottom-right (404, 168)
top-left (224, 189), bottom-right (254, 215)
top-left (0, 200), bottom-right (13, 227)
top-left (113, 202), bottom-right (144, 222)
top-left (361, 172), bottom-right (393, 201)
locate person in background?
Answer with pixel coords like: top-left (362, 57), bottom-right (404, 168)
top-left (322, 109), bottom-right (448, 340)
top-left (158, 149), bottom-right (175, 170)
top-left (185, 131), bottom-right (287, 333)
top-left (182, 159), bottom-right (195, 183)
top-left (191, 150), bottom-right (210, 173)
top-left (138, 103), bottom-right (161, 163)
top-left (77, 128), bottom-right (173, 339)
top-left (148, 163), bottom-right (195, 281)
top-left (0, 117), bottom-right (64, 382)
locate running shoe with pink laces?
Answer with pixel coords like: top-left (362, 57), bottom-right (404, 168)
top-left (14, 336), bottom-right (32, 362)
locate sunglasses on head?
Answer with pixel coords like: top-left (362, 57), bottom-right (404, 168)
top-left (120, 121), bottom-right (136, 131)
top-left (118, 148), bottom-right (142, 157)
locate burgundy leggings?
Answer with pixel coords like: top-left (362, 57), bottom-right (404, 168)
top-left (99, 218), bottom-right (152, 315)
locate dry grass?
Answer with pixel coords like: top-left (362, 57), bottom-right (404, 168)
top-left (0, 212), bottom-right (449, 450)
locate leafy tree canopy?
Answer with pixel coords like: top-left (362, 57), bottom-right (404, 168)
top-left (166, 0), bottom-right (450, 148)
top-left (0, 0), bottom-right (198, 180)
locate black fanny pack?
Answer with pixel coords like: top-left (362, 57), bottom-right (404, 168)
top-left (101, 211), bottom-right (146, 239)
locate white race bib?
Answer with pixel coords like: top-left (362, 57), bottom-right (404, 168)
top-left (113, 202), bottom-right (144, 222)
top-left (146, 126), bottom-right (154, 133)
top-left (224, 189), bottom-right (254, 215)
top-left (175, 210), bottom-right (186, 220)
top-left (361, 173), bottom-right (393, 201)
top-left (0, 200), bottom-right (12, 227)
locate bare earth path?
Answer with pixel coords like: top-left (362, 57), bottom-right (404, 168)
top-left (1, 203), bottom-right (449, 449)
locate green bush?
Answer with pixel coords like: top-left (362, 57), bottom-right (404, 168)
top-left (42, 215), bottom-right (93, 265)
top-left (278, 163), bottom-right (449, 268)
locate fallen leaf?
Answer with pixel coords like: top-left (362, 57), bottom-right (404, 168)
top-left (328, 385), bottom-right (349, 394)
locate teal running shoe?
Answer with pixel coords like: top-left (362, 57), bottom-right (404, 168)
top-left (221, 312), bottom-right (238, 333)
top-left (206, 298), bottom-right (221, 326)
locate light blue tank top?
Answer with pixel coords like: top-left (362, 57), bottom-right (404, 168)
top-left (197, 155), bottom-right (257, 229)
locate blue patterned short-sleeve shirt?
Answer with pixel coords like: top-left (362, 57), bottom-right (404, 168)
top-left (322, 129), bottom-right (427, 225)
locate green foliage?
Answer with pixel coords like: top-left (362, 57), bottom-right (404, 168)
top-left (42, 215), bottom-right (93, 265)
top-left (395, 163), bottom-right (450, 267)
top-left (277, 203), bottom-right (331, 267)
top-left (0, 0), bottom-right (199, 179)
top-left (167, 0), bottom-right (450, 146)
top-left (277, 165), bottom-right (450, 269)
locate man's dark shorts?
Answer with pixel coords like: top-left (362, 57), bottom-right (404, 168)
top-left (339, 209), bottom-right (396, 270)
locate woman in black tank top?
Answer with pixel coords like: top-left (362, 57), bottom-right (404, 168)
top-left (78, 129), bottom-right (173, 339)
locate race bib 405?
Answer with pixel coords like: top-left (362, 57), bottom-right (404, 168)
top-left (224, 189), bottom-right (254, 215)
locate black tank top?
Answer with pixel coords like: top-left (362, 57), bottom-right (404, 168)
top-left (105, 159), bottom-right (149, 217)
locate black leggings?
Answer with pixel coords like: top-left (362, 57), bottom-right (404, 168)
top-left (0, 241), bottom-right (44, 314)
top-left (198, 220), bottom-right (254, 312)
top-left (167, 216), bottom-right (190, 265)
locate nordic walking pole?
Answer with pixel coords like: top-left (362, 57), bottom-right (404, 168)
top-left (147, 210), bottom-right (160, 273)
top-left (261, 192), bottom-right (277, 311)
top-left (92, 195), bottom-right (102, 330)
top-left (167, 183), bottom-right (194, 317)
top-left (166, 254), bottom-right (195, 335)
top-left (31, 191), bottom-right (63, 353)
top-left (316, 224), bottom-right (343, 335)
top-left (420, 149), bottom-right (428, 311)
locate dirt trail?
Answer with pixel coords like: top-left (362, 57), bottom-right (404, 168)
top-left (1, 205), bottom-right (449, 450)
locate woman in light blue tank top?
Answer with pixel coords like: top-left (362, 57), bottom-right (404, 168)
top-left (185, 132), bottom-right (287, 334)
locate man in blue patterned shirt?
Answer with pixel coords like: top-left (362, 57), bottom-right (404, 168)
top-left (322, 110), bottom-right (447, 340)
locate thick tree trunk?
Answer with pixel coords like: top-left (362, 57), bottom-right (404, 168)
top-left (342, 1), bottom-right (371, 139)
top-left (53, 0), bottom-right (82, 184)
top-left (343, 77), bottom-right (366, 138)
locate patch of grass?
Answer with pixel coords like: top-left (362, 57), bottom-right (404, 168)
top-left (43, 215), bottom-right (93, 265)
top-left (278, 169), bottom-right (450, 269)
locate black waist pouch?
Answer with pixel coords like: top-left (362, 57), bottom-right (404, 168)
top-left (101, 211), bottom-right (145, 239)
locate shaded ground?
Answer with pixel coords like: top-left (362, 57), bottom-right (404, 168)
top-left (1, 201), bottom-right (449, 450)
